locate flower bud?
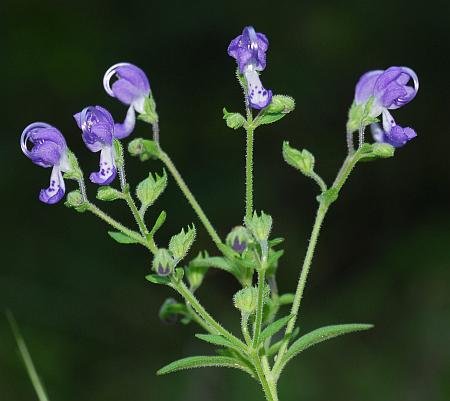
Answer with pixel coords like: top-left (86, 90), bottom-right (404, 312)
top-left (136, 170), bottom-right (167, 213)
top-left (96, 186), bottom-right (123, 201)
top-left (169, 225), bottom-right (196, 262)
top-left (159, 298), bottom-right (180, 324)
top-left (371, 142), bottom-right (395, 158)
top-left (64, 190), bottom-right (88, 212)
top-left (223, 108), bottom-right (246, 129)
top-left (152, 248), bottom-right (175, 276)
top-left (245, 211), bottom-right (272, 242)
top-left (226, 226), bottom-right (251, 253)
top-left (128, 138), bottom-right (160, 161)
top-left (186, 265), bottom-right (205, 291)
top-left (233, 287), bottom-right (258, 315)
top-left (282, 141), bottom-right (315, 176)
top-left (266, 95), bottom-right (295, 114)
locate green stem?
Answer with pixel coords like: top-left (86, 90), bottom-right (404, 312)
top-left (173, 280), bottom-right (248, 352)
top-left (251, 353), bottom-right (279, 401)
top-left (123, 191), bottom-right (151, 238)
top-left (186, 303), bottom-right (215, 333)
top-left (273, 149), bottom-right (363, 377)
top-left (245, 125), bottom-right (255, 222)
top-left (252, 268), bottom-right (266, 348)
top-left (241, 314), bottom-right (252, 345)
top-left (86, 203), bottom-right (151, 250)
top-left (125, 195), bottom-right (157, 254)
top-left (309, 171), bottom-right (328, 192)
top-left (158, 150), bottom-right (223, 247)
top-left (273, 203), bottom-right (328, 376)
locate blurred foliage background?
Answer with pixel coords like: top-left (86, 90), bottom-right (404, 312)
top-left (1, 0), bottom-right (449, 400)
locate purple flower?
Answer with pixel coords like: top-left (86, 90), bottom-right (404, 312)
top-left (21, 123), bottom-right (70, 204)
top-left (355, 66), bottom-right (419, 117)
top-left (103, 62), bottom-right (151, 138)
top-left (228, 26), bottom-right (272, 109)
top-left (74, 106), bottom-right (117, 185)
top-left (354, 66), bottom-right (419, 147)
top-left (371, 111), bottom-right (417, 148)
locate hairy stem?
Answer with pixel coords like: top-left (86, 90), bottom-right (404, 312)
top-left (245, 125), bottom-right (255, 221)
top-left (158, 150), bottom-right (223, 247)
top-left (273, 149), bottom-right (362, 377)
top-left (173, 280), bottom-right (247, 352)
top-left (251, 352), bottom-right (279, 401)
top-left (252, 268), bottom-right (266, 348)
top-left (273, 202), bottom-right (328, 376)
top-left (241, 314), bottom-right (252, 345)
top-left (86, 203), bottom-right (151, 250)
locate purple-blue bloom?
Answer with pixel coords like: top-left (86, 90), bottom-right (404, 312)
top-left (228, 26), bottom-right (272, 109)
top-left (103, 62), bottom-right (151, 138)
top-left (21, 123), bottom-right (70, 204)
top-left (74, 106), bottom-right (117, 185)
top-left (355, 66), bottom-right (419, 147)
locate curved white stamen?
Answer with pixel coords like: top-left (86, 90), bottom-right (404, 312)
top-left (103, 62), bottom-right (133, 97)
top-left (20, 122), bottom-right (52, 157)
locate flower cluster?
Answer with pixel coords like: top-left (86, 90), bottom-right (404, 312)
top-left (354, 66), bottom-right (419, 147)
top-left (17, 25), bottom-right (422, 401)
top-left (20, 63), bottom-right (150, 203)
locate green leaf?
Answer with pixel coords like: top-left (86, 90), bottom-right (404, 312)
top-left (159, 298), bottom-right (188, 323)
top-left (157, 356), bottom-right (255, 377)
top-left (281, 323), bottom-right (373, 369)
top-left (195, 334), bottom-right (235, 349)
top-left (256, 112), bottom-right (286, 126)
top-left (108, 231), bottom-right (138, 244)
top-left (145, 274), bottom-right (171, 285)
top-left (279, 293), bottom-right (295, 305)
top-left (267, 327), bottom-right (300, 357)
top-left (254, 95), bottom-right (295, 127)
top-left (259, 315), bottom-right (294, 344)
top-left (149, 210), bottom-right (167, 237)
top-left (269, 237), bottom-right (284, 247)
top-left (136, 170), bottom-right (168, 214)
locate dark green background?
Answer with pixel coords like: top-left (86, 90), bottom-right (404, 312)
top-left (1, 0), bottom-right (449, 400)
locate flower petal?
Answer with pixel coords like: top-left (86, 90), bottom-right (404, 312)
top-left (89, 146), bottom-right (117, 185)
top-left (39, 165), bottom-right (65, 204)
top-left (114, 105), bottom-right (136, 139)
top-left (354, 70), bottom-right (383, 105)
top-left (245, 68), bottom-right (272, 109)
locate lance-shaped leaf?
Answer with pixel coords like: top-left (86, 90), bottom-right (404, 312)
top-left (259, 315), bottom-right (294, 344)
top-left (279, 323), bottom-right (373, 372)
top-left (108, 231), bottom-right (138, 244)
top-left (194, 334), bottom-right (244, 354)
top-left (136, 170), bottom-right (167, 215)
top-left (157, 356), bottom-right (255, 378)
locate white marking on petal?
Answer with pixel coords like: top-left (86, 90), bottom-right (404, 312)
top-left (244, 67), bottom-right (271, 109)
top-left (382, 109), bottom-right (396, 133)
